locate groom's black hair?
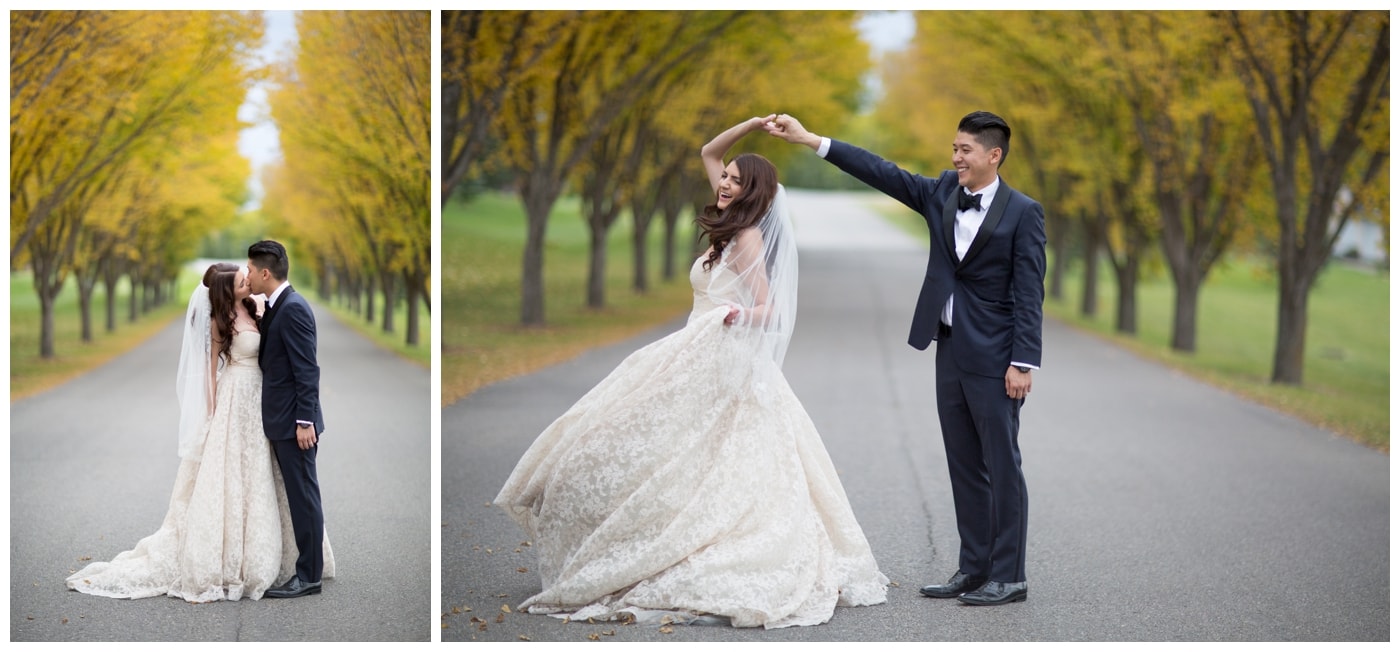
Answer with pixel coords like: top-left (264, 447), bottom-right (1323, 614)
top-left (958, 111), bottom-right (1011, 167)
top-left (248, 240), bottom-right (290, 281)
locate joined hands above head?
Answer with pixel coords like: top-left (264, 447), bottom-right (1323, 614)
top-left (762, 114), bottom-right (823, 150)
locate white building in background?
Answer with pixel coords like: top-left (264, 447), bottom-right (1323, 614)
top-left (1329, 187), bottom-right (1388, 265)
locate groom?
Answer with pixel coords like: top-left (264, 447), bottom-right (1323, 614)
top-left (248, 239), bottom-right (327, 599)
top-left (767, 112), bottom-right (1045, 606)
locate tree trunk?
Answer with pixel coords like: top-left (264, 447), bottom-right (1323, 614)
top-left (39, 289), bottom-right (56, 359)
top-left (103, 265), bottom-right (120, 333)
top-left (365, 274), bottom-right (377, 324)
top-left (1079, 209), bottom-right (1101, 318)
top-left (520, 184), bottom-right (556, 326)
top-left (77, 274), bottom-right (97, 343)
top-left (404, 269), bottom-right (422, 347)
top-left (587, 220), bottom-right (608, 308)
top-left (1271, 270), bottom-right (1310, 384)
top-left (1170, 273), bottom-right (1200, 352)
top-left (380, 270), bottom-right (396, 334)
top-left (1113, 256), bottom-right (1139, 335)
top-left (128, 271), bottom-right (140, 323)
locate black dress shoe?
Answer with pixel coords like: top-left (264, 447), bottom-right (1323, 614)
top-left (919, 571), bottom-right (988, 598)
top-left (957, 580), bottom-right (1027, 606)
top-left (266, 577), bottom-right (322, 599)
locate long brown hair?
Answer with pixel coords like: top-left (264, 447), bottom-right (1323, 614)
top-left (203, 263), bottom-right (258, 366)
top-left (698, 153), bottom-right (778, 271)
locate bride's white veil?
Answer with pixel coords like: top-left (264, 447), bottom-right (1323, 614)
top-left (174, 282), bottom-right (213, 459)
top-left (705, 184), bottom-right (799, 369)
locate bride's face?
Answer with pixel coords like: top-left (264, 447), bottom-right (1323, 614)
top-left (717, 161), bottom-right (744, 210)
top-left (234, 268), bottom-right (251, 301)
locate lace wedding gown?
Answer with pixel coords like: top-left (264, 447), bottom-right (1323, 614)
top-left (495, 253), bottom-right (889, 629)
top-left (66, 329), bottom-right (335, 602)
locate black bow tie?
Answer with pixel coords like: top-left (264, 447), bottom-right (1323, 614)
top-left (958, 191), bottom-right (983, 212)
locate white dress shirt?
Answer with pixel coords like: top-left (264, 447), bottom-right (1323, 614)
top-left (266, 281), bottom-right (291, 308)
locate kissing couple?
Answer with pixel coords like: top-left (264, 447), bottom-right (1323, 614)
top-left (68, 240), bottom-right (335, 602)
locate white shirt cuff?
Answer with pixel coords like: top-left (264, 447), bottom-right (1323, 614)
top-left (1010, 362), bottom-right (1040, 371)
top-left (816, 136), bottom-right (831, 158)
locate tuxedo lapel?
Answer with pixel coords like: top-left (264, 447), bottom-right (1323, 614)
top-left (258, 286), bottom-right (293, 366)
top-left (959, 184), bottom-right (1012, 268)
top-left (941, 193), bottom-right (959, 263)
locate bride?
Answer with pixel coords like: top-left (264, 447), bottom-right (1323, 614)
top-left (494, 116), bottom-right (889, 629)
top-left (66, 262), bottom-right (334, 602)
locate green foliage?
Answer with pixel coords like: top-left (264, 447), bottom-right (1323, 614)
top-left (442, 191), bottom-right (695, 404)
top-left (1045, 255), bottom-right (1389, 450)
top-left (10, 268), bottom-right (198, 399)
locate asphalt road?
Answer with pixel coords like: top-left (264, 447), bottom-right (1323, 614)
top-left (11, 298), bottom-right (432, 641)
top-left (441, 188), bottom-right (1389, 642)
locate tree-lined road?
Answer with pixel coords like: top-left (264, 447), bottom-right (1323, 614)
top-left (11, 299), bottom-right (431, 642)
top-left (442, 188), bottom-right (1387, 642)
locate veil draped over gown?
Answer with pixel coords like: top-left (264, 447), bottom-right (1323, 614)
top-left (66, 285), bottom-right (334, 602)
top-left (495, 186), bottom-right (888, 628)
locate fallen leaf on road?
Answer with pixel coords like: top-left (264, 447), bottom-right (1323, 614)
top-left (501, 604), bottom-right (512, 613)
top-left (514, 548), bottom-right (522, 553)
top-left (26, 616), bottom-right (33, 621)
top-left (521, 541), bottom-right (532, 547)
top-left (78, 556), bottom-right (91, 561)
top-left (588, 633), bottom-right (600, 641)
top-left (61, 618), bottom-right (68, 625)
top-left (890, 581), bottom-right (900, 587)
top-left (441, 623), bottom-right (448, 629)
top-left (603, 629), bottom-right (615, 636)
top-left (516, 567), bottom-right (528, 573)
top-left (495, 613), bottom-right (504, 624)
top-left (659, 625), bottom-right (673, 634)
top-left (519, 635), bottom-right (531, 641)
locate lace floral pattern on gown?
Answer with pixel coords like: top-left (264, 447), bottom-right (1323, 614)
top-left (495, 254), bottom-right (889, 629)
top-left (66, 330), bottom-right (335, 602)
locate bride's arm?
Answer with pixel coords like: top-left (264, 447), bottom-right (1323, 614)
top-left (207, 320), bottom-right (220, 415)
top-left (702, 115), bottom-right (777, 193)
top-left (723, 228), bottom-right (772, 326)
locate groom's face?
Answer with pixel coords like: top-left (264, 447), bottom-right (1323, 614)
top-left (246, 261), bottom-right (269, 295)
top-left (952, 131), bottom-right (1001, 192)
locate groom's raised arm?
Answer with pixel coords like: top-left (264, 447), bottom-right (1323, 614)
top-left (765, 114), bottom-right (942, 217)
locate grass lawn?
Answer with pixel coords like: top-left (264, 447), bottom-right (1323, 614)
top-left (868, 194), bottom-right (1390, 451)
top-left (10, 270), bottom-right (197, 401)
top-left (443, 191), bottom-right (695, 405)
top-left (321, 294), bottom-right (430, 368)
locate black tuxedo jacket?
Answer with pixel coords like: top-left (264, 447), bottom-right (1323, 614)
top-left (258, 286), bottom-right (325, 440)
top-left (826, 140), bottom-right (1046, 378)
